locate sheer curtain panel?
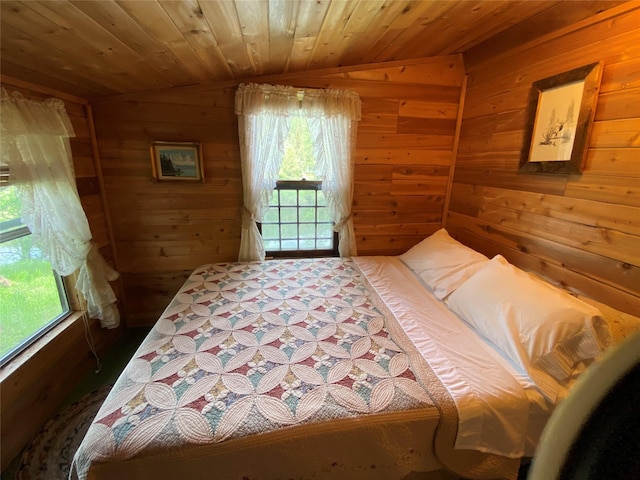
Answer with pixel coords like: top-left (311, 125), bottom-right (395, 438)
top-left (235, 83), bottom-right (361, 260)
top-left (235, 85), bottom-right (292, 261)
top-left (0, 89), bottom-right (120, 328)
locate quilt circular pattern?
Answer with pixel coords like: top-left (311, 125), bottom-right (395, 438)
top-left (76, 259), bottom-right (432, 470)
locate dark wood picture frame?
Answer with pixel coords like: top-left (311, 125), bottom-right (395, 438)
top-left (150, 141), bottom-right (204, 182)
top-left (520, 62), bottom-right (603, 174)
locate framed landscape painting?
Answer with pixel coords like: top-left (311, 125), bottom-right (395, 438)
top-left (520, 62), bottom-right (603, 174)
top-left (150, 141), bottom-right (204, 182)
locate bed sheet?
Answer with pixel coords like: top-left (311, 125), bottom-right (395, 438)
top-left (355, 256), bottom-right (551, 457)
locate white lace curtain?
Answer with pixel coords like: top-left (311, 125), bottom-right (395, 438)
top-left (235, 83), bottom-right (361, 261)
top-left (1, 89), bottom-right (120, 328)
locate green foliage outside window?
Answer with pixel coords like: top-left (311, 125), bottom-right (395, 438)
top-left (262, 116), bottom-right (336, 254)
top-left (0, 185), bottom-right (67, 362)
top-left (0, 186), bottom-right (21, 221)
top-left (279, 117), bottom-right (318, 180)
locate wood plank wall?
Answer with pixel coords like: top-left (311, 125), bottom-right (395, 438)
top-left (0, 78), bottom-right (122, 470)
top-left (91, 55), bottom-right (465, 326)
top-left (448, 5), bottom-right (640, 316)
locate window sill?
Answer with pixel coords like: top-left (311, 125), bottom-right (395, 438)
top-left (0, 311), bottom-right (85, 382)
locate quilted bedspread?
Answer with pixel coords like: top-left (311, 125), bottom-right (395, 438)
top-left (73, 258), bottom-right (437, 478)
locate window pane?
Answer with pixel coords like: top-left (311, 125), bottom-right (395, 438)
top-left (317, 207), bottom-right (331, 222)
top-left (281, 239), bottom-right (298, 250)
top-left (299, 223), bottom-right (316, 239)
top-left (261, 224), bottom-right (280, 240)
top-left (264, 239), bottom-right (280, 251)
top-left (263, 207), bottom-right (279, 223)
top-left (261, 114), bottom-right (338, 257)
top-left (300, 239), bottom-right (315, 249)
top-left (280, 207), bottom-right (298, 223)
top-left (0, 235), bottom-right (67, 359)
top-left (317, 239), bottom-right (333, 249)
top-left (298, 190), bottom-right (316, 206)
top-left (280, 190), bottom-right (297, 206)
top-left (317, 224), bottom-right (334, 239)
top-left (279, 117), bottom-right (318, 181)
top-left (281, 224), bottom-right (298, 239)
top-left (299, 207), bottom-right (316, 223)
top-left (0, 184), bottom-right (22, 223)
top-left (1, 185), bottom-right (70, 364)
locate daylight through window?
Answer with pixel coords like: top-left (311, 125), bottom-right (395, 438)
top-left (0, 183), bottom-right (70, 365)
top-left (261, 117), bottom-right (337, 257)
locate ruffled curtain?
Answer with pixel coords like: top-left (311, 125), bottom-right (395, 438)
top-left (235, 84), bottom-right (293, 261)
top-left (235, 83), bottom-right (361, 260)
top-left (307, 113), bottom-right (359, 257)
top-left (0, 89), bottom-right (120, 328)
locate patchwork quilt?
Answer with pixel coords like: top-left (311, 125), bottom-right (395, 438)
top-left (73, 258), bottom-right (437, 479)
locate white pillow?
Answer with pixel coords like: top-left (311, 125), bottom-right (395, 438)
top-left (446, 255), bottom-right (612, 402)
top-left (399, 228), bottom-right (489, 299)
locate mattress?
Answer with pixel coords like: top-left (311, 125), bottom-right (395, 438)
top-left (72, 256), bottom-right (545, 480)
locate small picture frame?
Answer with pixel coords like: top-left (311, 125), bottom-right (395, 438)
top-left (150, 141), bottom-right (204, 182)
top-left (520, 62), bottom-right (603, 174)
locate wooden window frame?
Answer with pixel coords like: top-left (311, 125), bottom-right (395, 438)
top-left (0, 180), bottom-right (72, 367)
top-left (260, 180), bottom-right (338, 258)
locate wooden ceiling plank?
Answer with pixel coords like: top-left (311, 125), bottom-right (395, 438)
top-left (1, 0), bottom-right (629, 98)
top-left (233, 0), bottom-right (271, 75)
top-left (399, 0), bottom-right (491, 57)
top-left (329, 0), bottom-right (388, 66)
top-left (1, 73), bottom-right (89, 104)
top-left (267, 0), bottom-right (299, 74)
top-left (464, 0), bottom-right (631, 69)
top-left (0, 20), bottom-right (124, 96)
top-left (369, 0), bottom-right (462, 62)
top-left (71, 0), bottom-right (167, 57)
top-left (437, 1), bottom-right (558, 55)
top-left (288, 0), bottom-right (331, 71)
top-left (338, 0), bottom-right (415, 66)
top-left (157, 0), bottom-right (219, 50)
top-left (1, 1), bottom-right (134, 93)
top-left (341, 0), bottom-right (398, 39)
top-left (198, 0), bottom-right (254, 77)
top-left (70, 0), bottom-right (188, 86)
top-left (115, 0), bottom-right (211, 83)
top-left (0, 55), bottom-right (113, 99)
top-left (0, 65), bottom-right (107, 100)
top-left (306, 0), bottom-right (360, 70)
top-left (351, 0), bottom-right (436, 65)
top-left (158, 0), bottom-right (234, 80)
top-left (19, 0), bottom-right (169, 93)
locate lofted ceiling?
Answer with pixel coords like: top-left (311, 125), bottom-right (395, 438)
top-left (0, 0), bottom-right (628, 99)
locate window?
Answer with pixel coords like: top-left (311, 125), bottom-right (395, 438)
top-left (261, 117), bottom-right (338, 257)
top-left (262, 181), bottom-right (338, 257)
top-left (1, 90), bottom-right (119, 340)
top-left (235, 83), bottom-right (359, 261)
top-left (0, 181), bottom-right (71, 366)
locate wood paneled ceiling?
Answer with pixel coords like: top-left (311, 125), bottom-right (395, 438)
top-left (0, 0), bottom-right (628, 99)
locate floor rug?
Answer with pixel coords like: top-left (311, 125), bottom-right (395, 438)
top-left (16, 384), bottom-right (112, 480)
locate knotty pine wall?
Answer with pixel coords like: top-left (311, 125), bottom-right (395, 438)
top-left (91, 55), bottom-right (465, 326)
top-left (0, 78), bottom-right (122, 470)
top-left (448, 5), bottom-right (640, 316)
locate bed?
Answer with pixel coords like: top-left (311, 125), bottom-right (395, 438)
top-left (72, 229), bottom-right (625, 480)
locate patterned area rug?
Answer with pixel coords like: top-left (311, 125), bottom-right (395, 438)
top-left (16, 385), bottom-right (111, 480)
